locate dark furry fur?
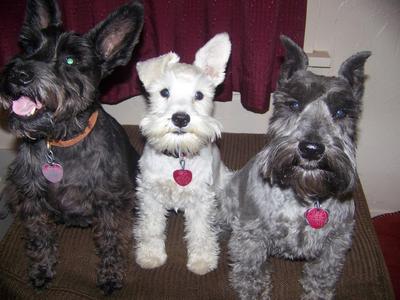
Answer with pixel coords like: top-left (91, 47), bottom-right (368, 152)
top-left (0, 0), bottom-right (143, 294)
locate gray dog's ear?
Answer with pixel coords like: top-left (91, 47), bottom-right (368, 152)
top-left (339, 51), bottom-right (371, 100)
top-left (23, 0), bottom-right (62, 30)
top-left (86, 1), bottom-right (144, 77)
top-left (279, 35), bottom-right (308, 85)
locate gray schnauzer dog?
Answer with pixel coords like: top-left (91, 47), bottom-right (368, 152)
top-left (0, 0), bottom-right (143, 294)
top-left (220, 36), bottom-right (370, 299)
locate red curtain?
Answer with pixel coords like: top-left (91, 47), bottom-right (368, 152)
top-left (0, 0), bottom-right (307, 113)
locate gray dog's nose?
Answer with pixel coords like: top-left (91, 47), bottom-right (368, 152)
top-left (172, 112), bottom-right (190, 128)
top-left (298, 141), bottom-right (325, 160)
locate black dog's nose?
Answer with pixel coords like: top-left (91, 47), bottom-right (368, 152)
top-left (298, 141), bottom-right (325, 160)
top-left (9, 67), bottom-right (34, 86)
top-left (172, 112), bottom-right (190, 128)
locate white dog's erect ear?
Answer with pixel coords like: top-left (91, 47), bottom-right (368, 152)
top-left (194, 33), bottom-right (231, 86)
top-left (136, 52), bottom-right (180, 88)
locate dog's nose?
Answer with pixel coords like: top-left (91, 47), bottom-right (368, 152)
top-left (298, 141), bottom-right (325, 160)
top-left (172, 112), bottom-right (190, 128)
top-left (9, 67), bottom-right (34, 86)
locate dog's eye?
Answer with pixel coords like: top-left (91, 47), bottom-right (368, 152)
top-left (65, 56), bottom-right (75, 65)
top-left (194, 91), bottom-right (204, 101)
top-left (160, 88), bottom-right (170, 98)
top-left (334, 109), bottom-right (347, 119)
top-left (288, 100), bottom-right (300, 111)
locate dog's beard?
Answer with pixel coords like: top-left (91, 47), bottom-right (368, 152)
top-left (140, 114), bottom-right (222, 155)
top-left (260, 135), bottom-right (357, 202)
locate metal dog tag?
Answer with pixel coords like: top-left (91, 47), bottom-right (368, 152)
top-left (42, 148), bottom-right (63, 183)
top-left (173, 155), bottom-right (192, 186)
top-left (305, 201), bottom-right (329, 229)
top-left (42, 163), bottom-right (64, 183)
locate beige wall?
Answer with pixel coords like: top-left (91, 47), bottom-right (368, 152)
top-left (1, 0), bottom-right (399, 216)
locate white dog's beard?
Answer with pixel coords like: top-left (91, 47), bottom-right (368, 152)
top-left (140, 114), bottom-right (222, 155)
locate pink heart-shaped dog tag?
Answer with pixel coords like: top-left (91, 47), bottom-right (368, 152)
top-left (305, 207), bottom-right (329, 229)
top-left (42, 163), bottom-right (64, 183)
top-left (173, 169), bottom-right (192, 186)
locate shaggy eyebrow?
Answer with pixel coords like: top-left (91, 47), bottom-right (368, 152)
top-left (326, 91), bottom-right (354, 105)
top-left (281, 82), bottom-right (326, 106)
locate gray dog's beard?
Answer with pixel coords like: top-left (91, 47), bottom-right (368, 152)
top-left (261, 136), bottom-right (356, 203)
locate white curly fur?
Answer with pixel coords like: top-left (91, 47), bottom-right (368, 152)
top-left (134, 33), bottom-right (231, 275)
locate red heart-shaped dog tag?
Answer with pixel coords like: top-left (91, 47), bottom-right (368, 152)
top-left (305, 207), bottom-right (329, 229)
top-left (42, 163), bottom-right (64, 183)
top-left (173, 169), bottom-right (192, 186)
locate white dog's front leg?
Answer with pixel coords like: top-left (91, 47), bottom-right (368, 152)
top-left (184, 197), bottom-right (219, 275)
top-left (134, 188), bottom-right (168, 269)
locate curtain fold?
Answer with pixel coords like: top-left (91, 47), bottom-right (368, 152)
top-left (0, 0), bottom-right (307, 113)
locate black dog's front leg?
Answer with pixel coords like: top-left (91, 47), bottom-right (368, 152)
top-left (300, 225), bottom-right (354, 300)
top-left (24, 210), bottom-right (58, 288)
top-left (3, 182), bottom-right (58, 289)
top-left (93, 205), bottom-right (126, 295)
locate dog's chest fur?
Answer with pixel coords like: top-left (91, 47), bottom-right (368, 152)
top-left (11, 110), bottom-right (137, 225)
top-left (227, 157), bottom-right (355, 260)
top-left (138, 143), bottom-right (221, 210)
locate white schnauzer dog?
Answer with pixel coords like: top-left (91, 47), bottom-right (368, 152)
top-left (134, 33), bottom-right (231, 275)
top-left (220, 36), bottom-right (370, 299)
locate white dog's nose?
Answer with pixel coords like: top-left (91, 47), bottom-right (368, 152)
top-left (172, 112), bottom-right (190, 128)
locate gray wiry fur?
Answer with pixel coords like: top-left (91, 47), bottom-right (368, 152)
top-left (220, 36), bottom-right (370, 300)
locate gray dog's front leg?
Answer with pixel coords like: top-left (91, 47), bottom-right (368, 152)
top-left (300, 227), bottom-right (353, 300)
top-left (228, 221), bottom-right (272, 300)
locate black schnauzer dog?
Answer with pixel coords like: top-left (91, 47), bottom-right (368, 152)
top-left (0, 0), bottom-right (143, 294)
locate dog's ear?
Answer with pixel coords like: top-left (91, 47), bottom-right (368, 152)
top-left (339, 51), bottom-right (371, 101)
top-left (20, 0), bottom-right (62, 53)
top-left (23, 0), bottom-right (62, 31)
top-left (279, 35), bottom-right (308, 85)
top-left (86, 1), bottom-right (144, 77)
top-left (194, 32), bottom-right (231, 86)
top-left (136, 52), bottom-right (180, 89)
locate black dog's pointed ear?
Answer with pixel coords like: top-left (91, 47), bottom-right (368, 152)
top-left (24, 0), bottom-right (62, 30)
top-left (86, 1), bottom-right (144, 77)
top-left (19, 0), bottom-right (62, 52)
top-left (279, 35), bottom-right (308, 85)
top-left (339, 51), bottom-right (371, 100)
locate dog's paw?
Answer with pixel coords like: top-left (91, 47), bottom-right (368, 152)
top-left (29, 265), bottom-right (55, 289)
top-left (136, 246), bottom-right (167, 269)
top-left (98, 279), bottom-right (123, 295)
top-left (301, 290), bottom-right (334, 300)
top-left (97, 271), bottom-right (123, 295)
top-left (187, 254), bottom-right (218, 275)
top-left (300, 277), bottom-right (335, 300)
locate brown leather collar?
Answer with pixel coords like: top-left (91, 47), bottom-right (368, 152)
top-left (48, 110), bottom-right (99, 148)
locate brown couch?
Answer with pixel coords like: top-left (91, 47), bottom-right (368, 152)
top-left (0, 125), bottom-right (395, 299)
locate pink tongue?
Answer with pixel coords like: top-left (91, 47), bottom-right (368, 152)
top-left (12, 96), bottom-right (42, 116)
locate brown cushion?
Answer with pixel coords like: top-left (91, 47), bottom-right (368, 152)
top-left (0, 125), bottom-right (395, 299)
